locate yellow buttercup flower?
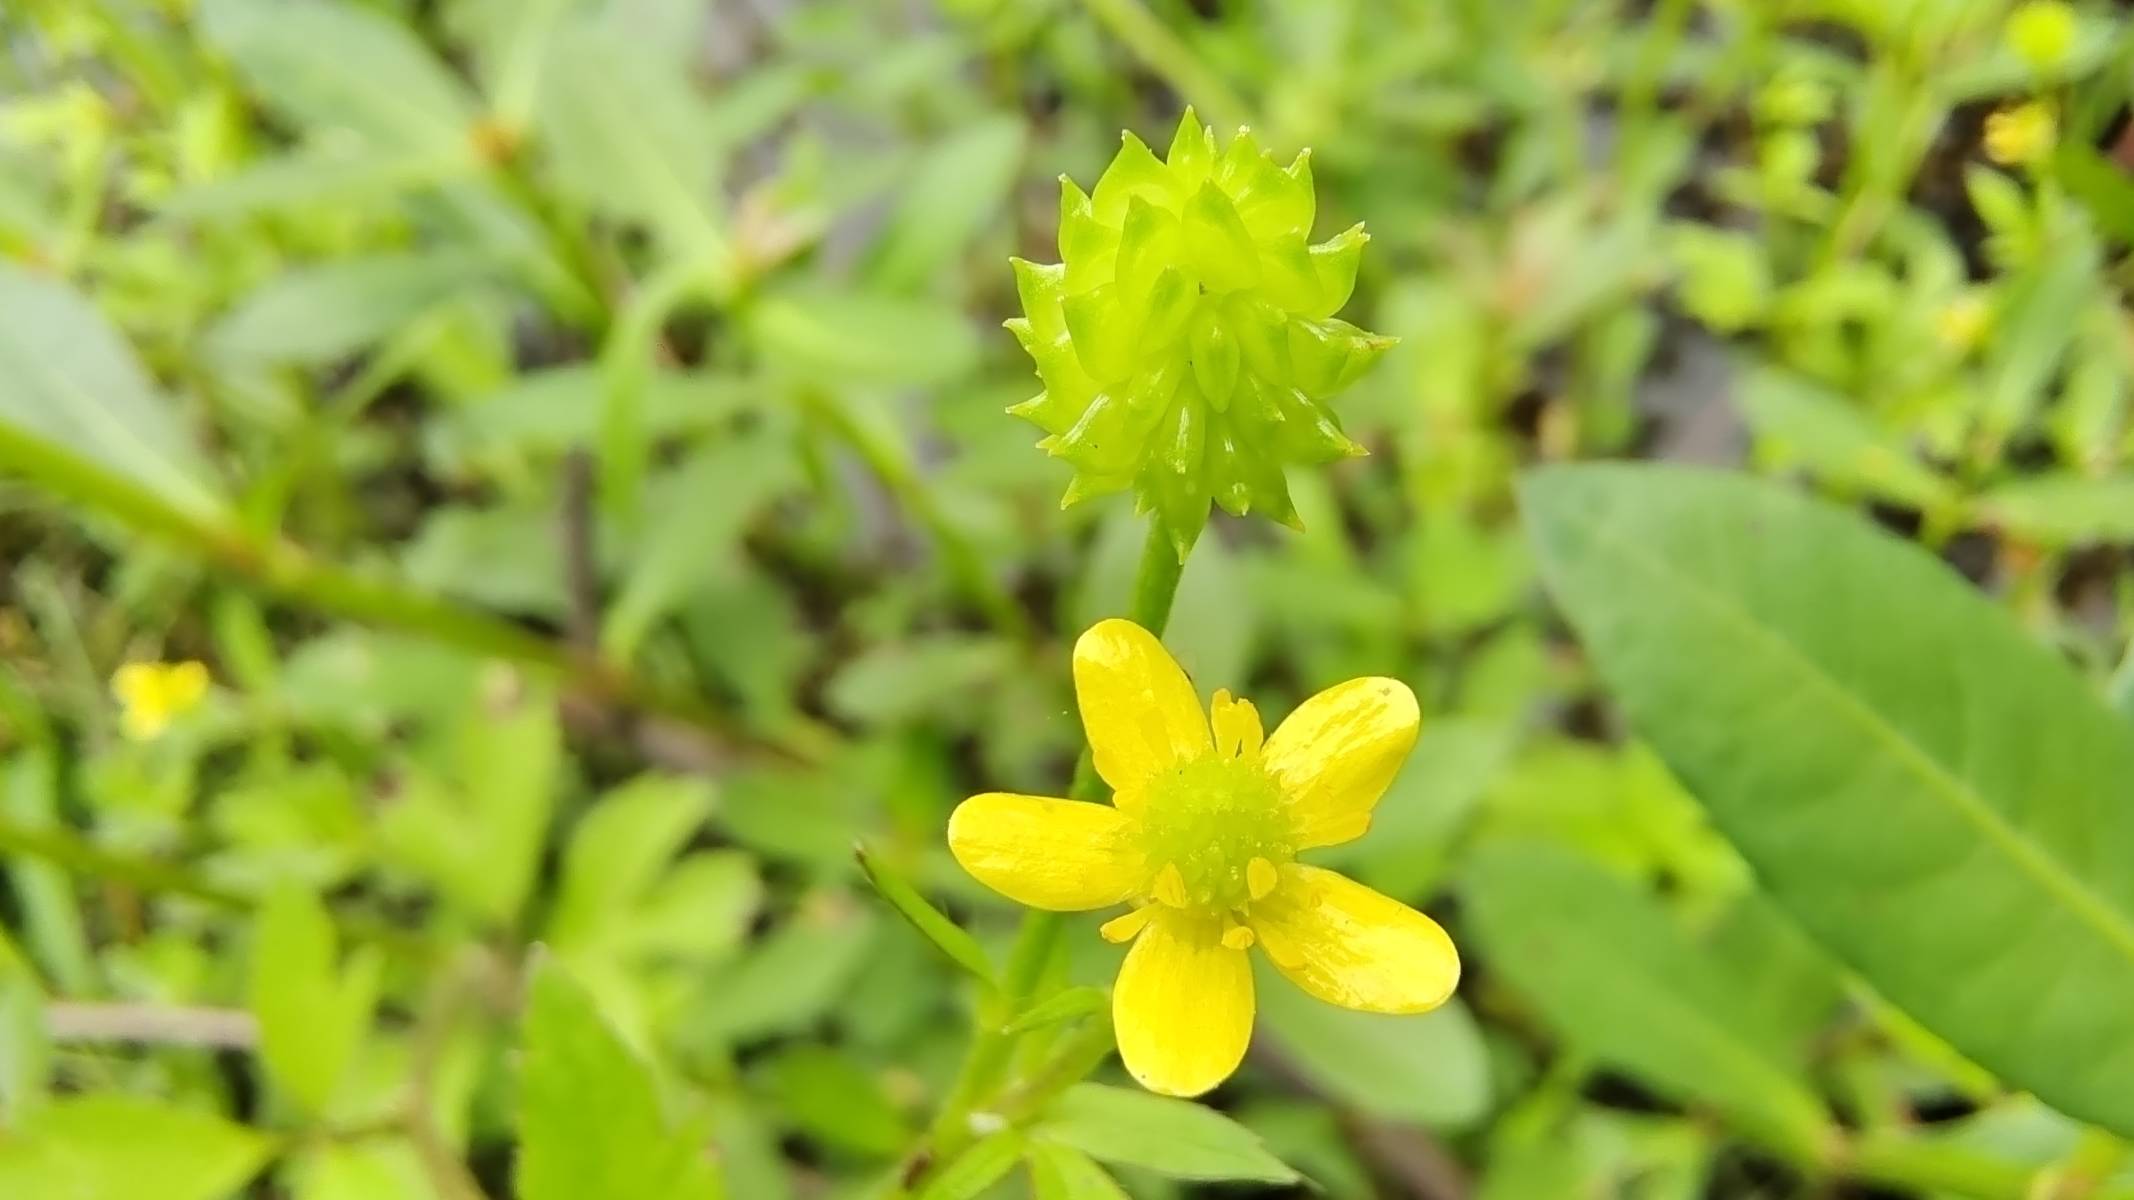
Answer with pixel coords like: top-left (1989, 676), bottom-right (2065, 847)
top-left (1984, 101), bottom-right (2055, 166)
top-left (947, 619), bottom-right (1459, 1097)
top-left (111, 660), bottom-right (209, 740)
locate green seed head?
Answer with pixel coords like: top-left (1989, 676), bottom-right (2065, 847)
top-left (1136, 754), bottom-right (1292, 915)
top-left (1005, 109), bottom-right (1395, 561)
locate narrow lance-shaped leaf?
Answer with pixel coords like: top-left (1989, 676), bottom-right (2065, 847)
top-left (1521, 463), bottom-right (2134, 1137)
top-left (1464, 840), bottom-right (1831, 1154)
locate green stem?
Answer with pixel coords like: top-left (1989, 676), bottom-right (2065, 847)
top-left (909, 518), bottom-right (1188, 1192)
top-left (1841, 1130), bottom-right (2134, 1200)
top-left (800, 388), bottom-right (1031, 639)
top-left (1079, 0), bottom-right (1253, 129)
top-left (0, 425), bottom-right (815, 764)
top-left (0, 814), bottom-right (245, 909)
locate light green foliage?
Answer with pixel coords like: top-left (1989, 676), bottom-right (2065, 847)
top-left (7, 0), bottom-right (2134, 1197)
top-left (1524, 465), bottom-right (2134, 1137)
top-left (248, 886), bottom-right (383, 1114)
top-left (517, 964), bottom-right (724, 1200)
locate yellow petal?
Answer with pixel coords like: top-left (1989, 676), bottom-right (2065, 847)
top-left (1073, 619), bottom-right (1211, 793)
top-left (1210, 689), bottom-right (1263, 759)
top-left (1113, 912), bottom-right (1253, 1096)
top-left (1250, 864), bottom-right (1459, 1014)
top-left (111, 663), bottom-right (160, 707)
top-left (165, 661), bottom-right (210, 710)
top-left (1262, 676), bottom-right (1418, 848)
top-left (948, 793), bottom-right (1142, 911)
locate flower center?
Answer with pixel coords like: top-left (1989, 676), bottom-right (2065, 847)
top-left (1136, 754), bottom-right (1293, 915)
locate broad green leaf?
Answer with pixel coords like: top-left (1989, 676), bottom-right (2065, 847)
top-left (0, 1095), bottom-right (272, 1200)
top-left (688, 908), bottom-right (876, 1045)
top-left (1972, 474), bottom-right (2134, 545)
top-left (1522, 463), bottom-right (2134, 1137)
top-left (917, 1130), bottom-right (1024, 1200)
top-left (1464, 841), bottom-right (1831, 1153)
top-left (746, 287), bottom-right (979, 385)
top-left (382, 692), bottom-right (559, 925)
top-left (763, 1045), bottom-right (909, 1158)
top-left (536, 20), bottom-right (727, 272)
top-left (854, 844), bottom-right (996, 986)
top-left (865, 116), bottom-right (1027, 292)
top-left (425, 366), bottom-right (752, 474)
top-left (401, 502), bottom-right (567, 617)
top-left (249, 885), bottom-right (382, 1114)
top-left (825, 635), bottom-right (1014, 727)
top-left (1738, 367), bottom-right (1954, 511)
top-left (602, 439), bottom-right (798, 659)
top-left (547, 775), bottom-right (715, 951)
top-left (1026, 1142), bottom-right (1129, 1200)
top-left (207, 253), bottom-right (493, 366)
top-left (518, 964), bottom-right (723, 1200)
top-left (1034, 1084), bottom-right (1299, 1185)
top-left (0, 265), bottom-right (224, 518)
top-left (159, 147), bottom-right (467, 221)
top-left (288, 1141), bottom-right (434, 1200)
top-left (200, 0), bottom-right (477, 155)
top-left (1256, 975), bottom-right (1490, 1130)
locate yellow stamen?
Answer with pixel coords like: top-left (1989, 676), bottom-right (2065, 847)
top-left (1247, 856), bottom-right (1278, 901)
top-left (1221, 923), bottom-right (1256, 951)
top-left (1153, 863), bottom-right (1189, 908)
top-left (1100, 907), bottom-right (1155, 944)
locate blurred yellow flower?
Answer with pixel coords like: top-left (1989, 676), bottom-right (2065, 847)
top-left (947, 619), bottom-right (1458, 1097)
top-left (1984, 102), bottom-right (2055, 166)
top-left (111, 660), bottom-right (209, 740)
top-left (1934, 294), bottom-right (1991, 353)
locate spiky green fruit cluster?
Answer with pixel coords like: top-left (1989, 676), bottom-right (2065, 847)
top-left (1006, 109), bottom-right (1395, 560)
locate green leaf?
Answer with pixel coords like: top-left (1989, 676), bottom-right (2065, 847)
top-left (746, 287), bottom-right (979, 385)
top-left (917, 1130), bottom-right (1025, 1200)
top-left (536, 19), bottom-right (727, 273)
top-left (1257, 976), bottom-right (1491, 1130)
top-left (0, 1095), bottom-right (272, 1200)
top-left (687, 908), bottom-right (876, 1045)
top-left (601, 439), bottom-right (798, 660)
top-left (547, 775), bottom-right (715, 952)
top-left (1464, 841), bottom-right (1831, 1153)
top-left (1026, 1143), bottom-right (1129, 1200)
top-left (207, 253), bottom-right (492, 366)
top-left (0, 265), bottom-right (224, 519)
top-left (1972, 473), bottom-right (2134, 545)
top-left (865, 116), bottom-right (1027, 292)
top-left (249, 885), bottom-right (382, 1114)
top-left (763, 1045), bottom-right (910, 1158)
top-left (382, 692), bottom-right (560, 925)
top-left (854, 844), bottom-right (996, 986)
top-left (1034, 1084), bottom-right (1299, 1184)
top-left (200, 0), bottom-right (477, 156)
top-left (518, 964), bottom-right (723, 1200)
top-left (1737, 367), bottom-right (1955, 511)
top-left (1002, 986), bottom-right (1107, 1035)
top-left (1521, 463), bottom-right (2134, 1137)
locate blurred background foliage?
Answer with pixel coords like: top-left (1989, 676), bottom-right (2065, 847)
top-left (4, 0), bottom-right (2134, 1196)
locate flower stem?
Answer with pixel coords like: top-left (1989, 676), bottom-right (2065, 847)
top-left (907, 517), bottom-right (1188, 1193)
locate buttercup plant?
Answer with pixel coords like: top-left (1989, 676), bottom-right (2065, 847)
top-left (949, 619), bottom-right (1460, 1096)
top-left (1007, 109), bottom-right (1396, 561)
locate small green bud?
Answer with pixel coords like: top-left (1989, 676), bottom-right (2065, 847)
top-left (1008, 109), bottom-right (1395, 560)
